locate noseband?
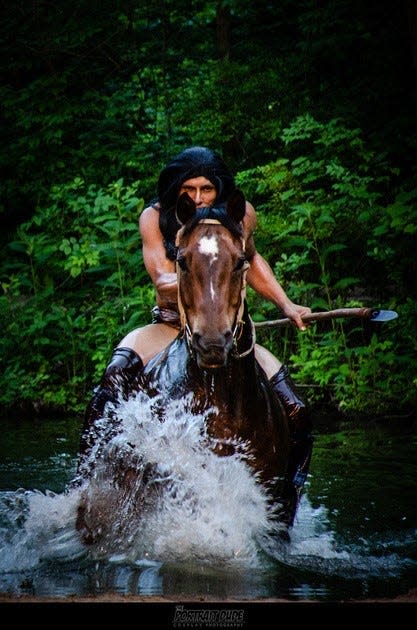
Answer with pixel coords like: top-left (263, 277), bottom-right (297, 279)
top-left (175, 218), bottom-right (254, 361)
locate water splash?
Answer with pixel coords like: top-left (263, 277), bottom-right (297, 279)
top-left (0, 488), bottom-right (85, 573)
top-left (75, 390), bottom-right (278, 566)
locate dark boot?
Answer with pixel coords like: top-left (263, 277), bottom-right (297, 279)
top-left (78, 347), bottom-right (144, 464)
top-left (270, 365), bottom-right (314, 527)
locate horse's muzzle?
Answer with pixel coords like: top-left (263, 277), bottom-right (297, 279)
top-left (191, 331), bottom-right (233, 369)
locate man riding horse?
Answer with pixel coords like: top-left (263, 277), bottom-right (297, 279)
top-left (79, 146), bottom-right (314, 526)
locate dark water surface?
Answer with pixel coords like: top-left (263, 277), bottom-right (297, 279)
top-left (0, 414), bottom-right (416, 602)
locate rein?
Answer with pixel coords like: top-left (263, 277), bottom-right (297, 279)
top-left (175, 218), bottom-right (254, 360)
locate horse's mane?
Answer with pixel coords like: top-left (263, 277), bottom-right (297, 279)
top-left (180, 205), bottom-right (243, 242)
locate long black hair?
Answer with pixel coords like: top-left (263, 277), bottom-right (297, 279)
top-left (156, 146), bottom-right (237, 260)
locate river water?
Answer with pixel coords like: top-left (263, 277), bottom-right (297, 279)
top-left (0, 403), bottom-right (416, 603)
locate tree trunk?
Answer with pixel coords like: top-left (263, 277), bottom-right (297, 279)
top-left (216, 3), bottom-right (231, 60)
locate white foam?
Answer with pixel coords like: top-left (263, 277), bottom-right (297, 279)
top-left (0, 488), bottom-right (85, 572)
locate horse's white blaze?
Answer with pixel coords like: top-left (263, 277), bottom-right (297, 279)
top-left (198, 235), bottom-right (218, 301)
top-left (199, 234), bottom-right (218, 261)
top-left (210, 279), bottom-right (215, 301)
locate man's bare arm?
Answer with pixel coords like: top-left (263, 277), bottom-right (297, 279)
top-left (139, 206), bottom-right (178, 306)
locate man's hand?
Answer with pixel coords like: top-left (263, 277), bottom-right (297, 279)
top-left (281, 303), bottom-right (312, 331)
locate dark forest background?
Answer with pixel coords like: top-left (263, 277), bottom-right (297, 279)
top-left (1, 0), bottom-right (416, 420)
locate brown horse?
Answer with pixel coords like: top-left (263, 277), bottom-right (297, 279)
top-left (75, 190), bottom-right (291, 547)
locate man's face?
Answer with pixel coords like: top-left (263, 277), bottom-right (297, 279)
top-left (179, 176), bottom-right (217, 208)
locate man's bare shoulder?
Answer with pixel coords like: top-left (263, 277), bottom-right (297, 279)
top-left (244, 200), bottom-right (257, 234)
top-left (140, 204), bottom-right (160, 234)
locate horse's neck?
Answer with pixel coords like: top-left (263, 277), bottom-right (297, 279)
top-left (142, 317), bottom-right (261, 405)
top-left (196, 335), bottom-right (261, 412)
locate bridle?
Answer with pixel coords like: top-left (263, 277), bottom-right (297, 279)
top-left (175, 218), bottom-right (255, 361)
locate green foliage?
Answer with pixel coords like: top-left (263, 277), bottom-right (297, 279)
top-left (288, 325), bottom-right (412, 415)
top-left (1, 178), bottom-right (153, 414)
top-left (241, 116), bottom-right (416, 416)
top-left (238, 116), bottom-right (390, 303)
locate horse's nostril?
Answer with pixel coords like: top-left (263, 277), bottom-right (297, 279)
top-left (192, 332), bottom-right (201, 349)
top-left (224, 330), bottom-right (233, 343)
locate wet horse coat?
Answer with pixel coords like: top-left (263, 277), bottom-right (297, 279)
top-left (76, 191), bottom-right (291, 543)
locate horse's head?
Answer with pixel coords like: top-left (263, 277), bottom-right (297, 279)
top-left (175, 189), bottom-right (250, 369)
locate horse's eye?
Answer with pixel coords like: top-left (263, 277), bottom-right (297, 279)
top-left (177, 256), bottom-right (188, 271)
top-left (234, 257), bottom-right (248, 272)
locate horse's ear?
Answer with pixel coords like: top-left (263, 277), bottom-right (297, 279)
top-left (176, 192), bottom-right (196, 225)
top-left (226, 189), bottom-right (246, 224)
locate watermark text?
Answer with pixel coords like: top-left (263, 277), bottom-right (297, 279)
top-left (172, 604), bottom-right (246, 628)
